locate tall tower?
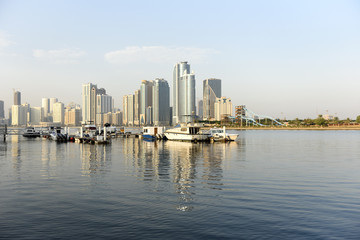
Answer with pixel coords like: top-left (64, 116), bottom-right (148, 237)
top-left (42, 98), bottom-right (50, 119)
top-left (152, 78), bottom-right (170, 126)
top-left (173, 61), bottom-right (196, 124)
top-left (82, 83), bottom-right (98, 124)
top-left (140, 80), bottom-right (153, 125)
top-left (14, 91), bottom-right (21, 105)
top-left (203, 78), bottom-right (221, 120)
top-left (49, 98), bottom-right (58, 113)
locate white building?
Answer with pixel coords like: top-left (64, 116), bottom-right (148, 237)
top-left (173, 61), bottom-right (196, 124)
top-left (214, 97), bottom-right (233, 121)
top-left (11, 104), bottom-right (29, 126)
top-left (41, 98), bottom-right (50, 120)
top-left (123, 94), bottom-right (134, 126)
top-left (49, 98), bottom-right (58, 113)
top-left (53, 102), bottom-right (64, 125)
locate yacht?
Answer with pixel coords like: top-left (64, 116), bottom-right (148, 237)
top-left (23, 127), bottom-right (41, 138)
top-left (164, 123), bottom-right (210, 142)
top-left (209, 127), bottom-right (238, 142)
top-left (49, 127), bottom-right (67, 142)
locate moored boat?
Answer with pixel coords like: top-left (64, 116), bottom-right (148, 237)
top-left (209, 126), bottom-right (238, 142)
top-left (142, 126), bottom-right (166, 140)
top-left (23, 127), bottom-right (40, 138)
top-left (164, 123), bottom-right (210, 142)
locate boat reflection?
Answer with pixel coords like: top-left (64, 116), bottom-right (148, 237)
top-left (122, 138), bottom-right (244, 211)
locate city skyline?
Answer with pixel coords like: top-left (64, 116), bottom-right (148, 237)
top-left (0, 0), bottom-right (360, 119)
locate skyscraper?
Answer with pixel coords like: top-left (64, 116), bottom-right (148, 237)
top-left (49, 98), bottom-right (58, 113)
top-left (11, 104), bottom-right (28, 126)
top-left (203, 78), bottom-right (221, 120)
top-left (96, 94), bottom-right (113, 126)
top-left (42, 98), bottom-right (50, 120)
top-left (197, 100), bottom-right (203, 120)
top-left (140, 80), bottom-right (153, 125)
top-left (134, 89), bottom-right (140, 126)
top-left (0, 100), bottom-right (4, 118)
top-left (14, 91), bottom-right (21, 105)
top-left (123, 94), bottom-right (134, 126)
top-left (82, 83), bottom-right (107, 125)
top-left (173, 61), bottom-right (196, 124)
top-left (53, 102), bottom-right (65, 125)
top-left (152, 78), bottom-right (170, 126)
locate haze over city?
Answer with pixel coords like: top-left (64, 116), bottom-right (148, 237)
top-left (1, 0), bottom-right (359, 119)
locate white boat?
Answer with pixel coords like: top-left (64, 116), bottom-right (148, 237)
top-left (209, 127), bottom-right (238, 141)
top-left (142, 126), bottom-right (166, 140)
top-left (164, 123), bottom-right (210, 142)
top-left (23, 127), bottom-right (40, 138)
top-left (49, 127), bottom-right (67, 141)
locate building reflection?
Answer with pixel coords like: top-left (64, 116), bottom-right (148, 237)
top-left (122, 137), bottom-right (233, 211)
top-left (11, 135), bottom-right (21, 176)
top-left (80, 144), bottom-right (112, 178)
top-left (122, 138), bottom-right (171, 182)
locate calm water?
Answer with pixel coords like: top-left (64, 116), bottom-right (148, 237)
top-left (1, 130), bottom-right (360, 239)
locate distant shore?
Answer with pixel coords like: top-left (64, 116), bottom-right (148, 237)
top-left (217, 126), bottom-right (360, 130)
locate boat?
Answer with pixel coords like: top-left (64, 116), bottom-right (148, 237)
top-left (209, 127), bottom-right (238, 142)
top-left (49, 127), bottom-right (68, 142)
top-left (142, 126), bottom-right (166, 140)
top-left (23, 127), bottom-right (40, 138)
top-left (164, 123), bottom-right (210, 142)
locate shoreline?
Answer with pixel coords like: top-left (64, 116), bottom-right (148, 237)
top-left (219, 126), bottom-right (360, 130)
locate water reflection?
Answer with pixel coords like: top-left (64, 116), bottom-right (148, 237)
top-left (80, 144), bottom-right (112, 178)
top-left (11, 135), bottom-right (22, 177)
top-left (121, 138), bottom-right (244, 211)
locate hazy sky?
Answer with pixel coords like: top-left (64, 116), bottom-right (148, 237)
top-left (0, 0), bottom-right (359, 119)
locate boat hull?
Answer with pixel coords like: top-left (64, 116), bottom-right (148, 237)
top-left (164, 132), bottom-right (209, 141)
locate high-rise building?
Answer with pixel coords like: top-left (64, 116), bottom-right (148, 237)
top-left (203, 78), bottom-right (221, 120)
top-left (122, 95), bottom-right (128, 126)
top-left (134, 89), bottom-right (140, 126)
top-left (14, 91), bottom-right (21, 105)
top-left (53, 102), bottom-right (65, 125)
top-left (140, 80), bottom-right (153, 125)
top-left (112, 111), bottom-right (123, 126)
top-left (96, 94), bottom-right (112, 126)
top-left (11, 104), bottom-right (28, 126)
top-left (42, 98), bottom-right (50, 120)
top-left (82, 83), bottom-right (96, 124)
top-left (82, 83), bottom-right (108, 125)
top-left (127, 94), bottom-right (134, 126)
top-left (96, 94), bottom-right (112, 115)
top-left (49, 98), bottom-right (58, 113)
top-left (65, 105), bottom-right (81, 126)
top-left (214, 97), bottom-right (233, 121)
top-left (123, 94), bottom-right (134, 126)
top-left (197, 100), bottom-right (203, 120)
top-left (29, 107), bottom-right (43, 125)
top-left (152, 78), bottom-right (170, 126)
top-left (173, 61), bottom-right (196, 124)
top-left (0, 100), bottom-right (4, 118)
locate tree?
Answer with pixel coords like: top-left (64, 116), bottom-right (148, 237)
top-left (356, 115), bottom-right (360, 123)
top-left (315, 116), bottom-right (328, 127)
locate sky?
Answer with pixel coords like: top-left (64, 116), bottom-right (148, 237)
top-left (0, 0), bottom-right (359, 119)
